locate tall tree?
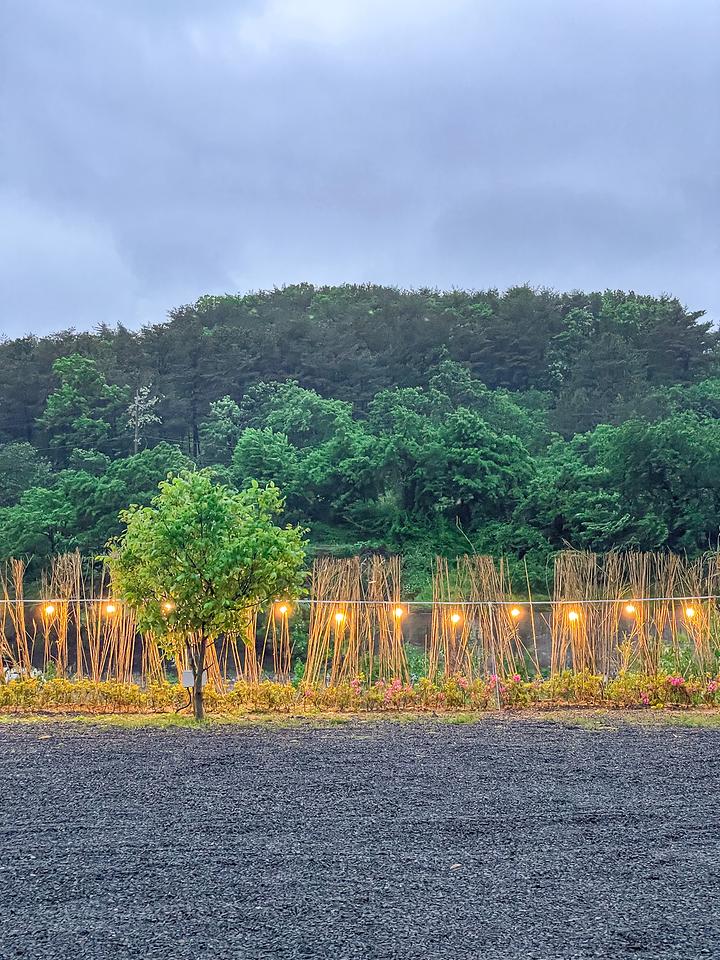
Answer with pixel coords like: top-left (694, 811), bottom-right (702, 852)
top-left (37, 354), bottom-right (130, 464)
top-left (126, 386), bottom-right (162, 455)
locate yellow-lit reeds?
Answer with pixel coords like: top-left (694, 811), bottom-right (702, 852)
top-left (428, 557), bottom-right (473, 678)
top-left (304, 557), bottom-right (361, 685)
top-left (367, 555), bottom-right (408, 682)
top-left (1, 559), bottom-right (33, 675)
top-left (268, 601), bottom-right (293, 681)
top-left (2, 549), bottom-right (720, 689)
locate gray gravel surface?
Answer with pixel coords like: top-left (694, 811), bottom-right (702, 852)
top-left (1, 717), bottom-right (719, 960)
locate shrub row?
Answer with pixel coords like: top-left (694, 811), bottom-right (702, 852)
top-left (1, 672), bottom-right (720, 714)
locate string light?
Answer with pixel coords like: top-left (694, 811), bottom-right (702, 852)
top-left (43, 603), bottom-right (55, 616)
top-left (450, 612), bottom-right (461, 625)
top-left (162, 601), bottom-right (175, 613)
top-left (104, 602), bottom-right (117, 616)
top-left (276, 603), bottom-right (289, 617)
top-left (568, 610), bottom-right (579, 623)
top-left (624, 603), bottom-right (636, 615)
top-left (510, 606), bottom-right (522, 619)
top-left (393, 606), bottom-right (405, 619)
top-left (685, 606), bottom-right (696, 619)
top-left (334, 611), bottom-right (345, 624)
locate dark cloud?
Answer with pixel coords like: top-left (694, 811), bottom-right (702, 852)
top-left (1, 0), bottom-right (718, 336)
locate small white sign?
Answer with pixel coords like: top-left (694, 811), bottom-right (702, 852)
top-left (180, 669), bottom-right (208, 688)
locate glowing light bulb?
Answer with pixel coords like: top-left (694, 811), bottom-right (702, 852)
top-left (685, 606), bottom-right (696, 619)
top-left (43, 603), bottom-right (55, 616)
top-left (624, 603), bottom-right (636, 615)
top-left (104, 603), bottom-right (117, 616)
top-left (277, 603), bottom-right (289, 616)
top-left (450, 612), bottom-right (461, 625)
top-left (394, 606), bottom-right (404, 619)
top-left (162, 601), bottom-right (175, 613)
top-left (510, 607), bottom-right (522, 619)
top-left (334, 611), bottom-right (345, 624)
top-left (568, 610), bottom-right (579, 623)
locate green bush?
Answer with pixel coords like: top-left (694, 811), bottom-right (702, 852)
top-left (3, 670), bottom-right (720, 715)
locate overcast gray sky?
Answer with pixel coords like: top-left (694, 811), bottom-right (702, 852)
top-left (1, 0), bottom-right (718, 337)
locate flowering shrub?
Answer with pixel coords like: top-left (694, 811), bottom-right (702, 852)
top-left (3, 670), bottom-right (720, 714)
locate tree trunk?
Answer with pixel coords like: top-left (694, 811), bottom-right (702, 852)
top-left (192, 632), bottom-right (208, 721)
top-left (193, 670), bottom-right (205, 721)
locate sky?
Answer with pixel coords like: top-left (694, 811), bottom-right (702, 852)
top-left (1, 0), bottom-right (719, 337)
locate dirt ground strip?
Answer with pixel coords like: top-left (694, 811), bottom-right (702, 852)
top-left (1, 715), bottom-right (720, 960)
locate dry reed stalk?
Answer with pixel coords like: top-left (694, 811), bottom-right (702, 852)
top-left (141, 631), bottom-right (166, 684)
top-left (222, 633), bottom-right (244, 680)
top-left (205, 638), bottom-right (224, 691)
top-left (1, 560), bottom-right (33, 675)
top-left (429, 558), bottom-right (474, 678)
top-left (623, 553), bottom-right (656, 674)
top-left (555, 550), bottom-right (625, 675)
top-left (523, 559), bottom-right (541, 676)
top-left (463, 555), bottom-right (524, 677)
top-left (38, 568), bottom-right (58, 675)
top-left (304, 557), bottom-right (362, 685)
top-left (304, 559), bottom-right (333, 685)
top-left (651, 552), bottom-right (683, 671)
top-left (367, 555), bottom-right (408, 682)
top-left (268, 605), bottom-right (293, 680)
top-left (328, 558), bottom-right (362, 684)
top-left (239, 608), bottom-right (261, 683)
top-left (677, 554), bottom-right (713, 671)
top-left (551, 552), bottom-right (594, 675)
top-left (83, 563), bottom-right (108, 681)
top-left (598, 552), bottom-right (625, 675)
top-left (32, 552), bottom-right (82, 678)
top-left (0, 566), bottom-right (18, 672)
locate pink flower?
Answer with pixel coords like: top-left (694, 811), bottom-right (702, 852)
top-left (708, 680), bottom-right (719, 693)
top-left (512, 674), bottom-right (521, 683)
top-left (457, 677), bottom-right (469, 690)
top-left (668, 676), bottom-right (685, 687)
top-left (641, 694), bottom-right (650, 705)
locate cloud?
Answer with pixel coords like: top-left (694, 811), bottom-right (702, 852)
top-left (1, 0), bottom-right (718, 336)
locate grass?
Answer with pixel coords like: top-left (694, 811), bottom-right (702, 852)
top-left (5, 707), bottom-right (720, 732)
top-left (511, 708), bottom-right (720, 730)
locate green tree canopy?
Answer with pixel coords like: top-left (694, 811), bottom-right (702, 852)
top-left (38, 354), bottom-right (130, 464)
top-left (199, 396), bottom-right (243, 465)
top-left (0, 443), bottom-right (53, 508)
top-left (107, 471), bottom-right (306, 718)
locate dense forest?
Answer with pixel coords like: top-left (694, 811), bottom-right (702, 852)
top-left (1, 283), bottom-right (719, 591)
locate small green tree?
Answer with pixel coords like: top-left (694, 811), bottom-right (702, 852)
top-left (107, 471), bottom-right (306, 719)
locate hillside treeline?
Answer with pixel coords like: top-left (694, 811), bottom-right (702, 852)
top-left (1, 284), bottom-right (719, 589)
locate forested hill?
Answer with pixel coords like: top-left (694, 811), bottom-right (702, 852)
top-left (2, 284), bottom-right (715, 448)
top-left (1, 283), bottom-right (719, 588)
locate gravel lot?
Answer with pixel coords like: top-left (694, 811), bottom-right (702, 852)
top-left (1, 716), bottom-right (720, 960)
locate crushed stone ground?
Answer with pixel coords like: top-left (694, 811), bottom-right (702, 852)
top-left (1, 716), bottom-right (719, 959)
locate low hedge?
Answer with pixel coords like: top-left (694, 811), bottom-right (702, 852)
top-left (2, 671), bottom-right (720, 714)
